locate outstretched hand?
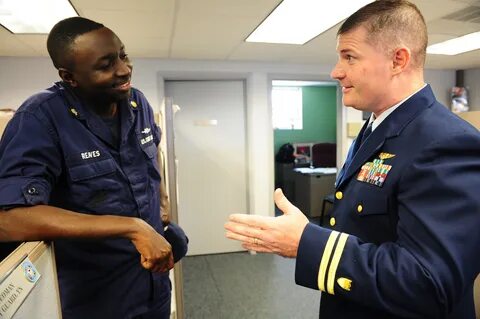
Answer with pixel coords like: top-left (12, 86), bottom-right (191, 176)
top-left (224, 188), bottom-right (309, 258)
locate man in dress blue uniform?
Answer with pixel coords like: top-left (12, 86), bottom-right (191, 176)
top-left (225, 1), bottom-right (480, 318)
top-left (0, 17), bottom-right (187, 319)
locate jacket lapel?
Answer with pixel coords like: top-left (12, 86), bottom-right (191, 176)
top-left (338, 123), bottom-right (386, 187)
top-left (337, 85), bottom-right (436, 188)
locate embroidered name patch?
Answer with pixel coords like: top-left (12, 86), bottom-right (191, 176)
top-left (140, 135), bottom-right (153, 145)
top-left (81, 150), bottom-right (100, 160)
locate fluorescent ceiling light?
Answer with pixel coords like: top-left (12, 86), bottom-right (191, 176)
top-left (246, 0), bottom-right (374, 45)
top-left (0, 0), bottom-right (78, 34)
top-left (427, 31), bottom-right (480, 55)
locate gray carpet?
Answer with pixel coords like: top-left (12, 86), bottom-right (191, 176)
top-left (182, 252), bottom-right (320, 319)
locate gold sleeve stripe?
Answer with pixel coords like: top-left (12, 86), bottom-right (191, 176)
top-left (318, 231), bottom-right (340, 292)
top-left (327, 233), bottom-right (349, 295)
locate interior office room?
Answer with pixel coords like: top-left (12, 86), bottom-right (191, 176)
top-left (0, 0), bottom-right (479, 318)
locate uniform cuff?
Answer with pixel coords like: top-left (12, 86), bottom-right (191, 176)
top-left (164, 222), bottom-right (188, 262)
top-left (0, 177), bottom-right (50, 208)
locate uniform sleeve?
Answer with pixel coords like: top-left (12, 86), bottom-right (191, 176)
top-left (295, 132), bottom-right (480, 318)
top-left (0, 111), bottom-right (62, 208)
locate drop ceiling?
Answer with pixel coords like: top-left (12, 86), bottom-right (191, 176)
top-left (0, 0), bottom-right (479, 69)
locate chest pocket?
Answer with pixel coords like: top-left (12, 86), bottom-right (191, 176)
top-left (355, 190), bottom-right (396, 243)
top-left (69, 158), bottom-right (116, 182)
top-left (141, 142), bottom-right (157, 159)
top-left (136, 131), bottom-right (157, 159)
top-left (357, 195), bottom-right (388, 216)
top-left (65, 158), bottom-right (124, 213)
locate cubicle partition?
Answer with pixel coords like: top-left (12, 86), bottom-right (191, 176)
top-left (0, 242), bottom-right (61, 319)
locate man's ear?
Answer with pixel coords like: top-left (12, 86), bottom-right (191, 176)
top-left (392, 47), bottom-right (411, 75)
top-left (58, 68), bottom-right (77, 87)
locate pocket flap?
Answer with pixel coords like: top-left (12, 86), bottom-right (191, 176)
top-left (69, 158), bottom-right (116, 182)
top-left (142, 143), bottom-right (157, 159)
top-left (358, 195), bottom-right (388, 216)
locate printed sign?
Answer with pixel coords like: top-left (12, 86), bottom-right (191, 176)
top-left (0, 257), bottom-right (41, 318)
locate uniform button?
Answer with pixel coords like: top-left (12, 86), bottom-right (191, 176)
top-left (335, 191), bottom-right (343, 200)
top-left (27, 187), bottom-right (38, 195)
top-left (330, 217), bottom-right (336, 227)
top-left (357, 205), bottom-right (363, 213)
top-left (130, 101), bottom-right (138, 108)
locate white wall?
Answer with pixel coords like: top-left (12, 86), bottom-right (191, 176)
top-left (464, 68), bottom-right (480, 111)
top-left (0, 57), bottom-right (58, 109)
top-left (0, 57), bottom-right (458, 217)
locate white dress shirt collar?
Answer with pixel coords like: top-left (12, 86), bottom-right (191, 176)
top-left (368, 84), bottom-right (427, 131)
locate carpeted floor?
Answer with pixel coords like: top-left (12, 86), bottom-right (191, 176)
top-left (182, 251), bottom-right (320, 319)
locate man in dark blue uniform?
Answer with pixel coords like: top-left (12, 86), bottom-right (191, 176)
top-left (225, 1), bottom-right (480, 318)
top-left (0, 17), bottom-right (187, 319)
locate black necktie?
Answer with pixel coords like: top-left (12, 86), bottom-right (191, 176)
top-left (337, 121), bottom-right (373, 186)
top-left (360, 122), bottom-right (373, 145)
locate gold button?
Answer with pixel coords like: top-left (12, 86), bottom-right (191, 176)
top-left (130, 101), bottom-right (138, 108)
top-left (357, 205), bottom-right (363, 213)
top-left (335, 191), bottom-right (343, 200)
top-left (329, 217), bottom-right (336, 227)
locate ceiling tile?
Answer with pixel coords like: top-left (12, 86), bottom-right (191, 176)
top-left (412, 0), bottom-right (470, 21)
top-left (0, 0), bottom-right (478, 69)
top-left (16, 35), bottom-right (49, 56)
top-left (71, 0), bottom-right (173, 12)
top-left (228, 42), bottom-right (300, 62)
top-left (0, 28), bottom-right (39, 56)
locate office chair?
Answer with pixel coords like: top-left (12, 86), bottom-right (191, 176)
top-left (312, 143), bottom-right (336, 168)
top-left (320, 193), bottom-right (334, 226)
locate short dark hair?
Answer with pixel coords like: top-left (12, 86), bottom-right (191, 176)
top-left (47, 17), bottom-right (104, 69)
top-left (338, 0), bottom-right (427, 69)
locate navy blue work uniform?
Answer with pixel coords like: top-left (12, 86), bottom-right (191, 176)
top-left (0, 82), bottom-right (171, 319)
top-left (295, 85), bottom-right (480, 318)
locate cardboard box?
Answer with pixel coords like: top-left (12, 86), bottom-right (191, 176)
top-left (459, 111), bottom-right (480, 130)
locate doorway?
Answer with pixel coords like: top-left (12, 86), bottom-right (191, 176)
top-left (165, 80), bottom-right (247, 255)
top-left (272, 80), bottom-right (338, 217)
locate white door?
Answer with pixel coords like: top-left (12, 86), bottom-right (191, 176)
top-left (165, 80), bottom-right (247, 255)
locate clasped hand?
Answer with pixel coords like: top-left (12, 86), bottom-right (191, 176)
top-left (224, 189), bottom-right (309, 258)
top-left (131, 219), bottom-right (174, 273)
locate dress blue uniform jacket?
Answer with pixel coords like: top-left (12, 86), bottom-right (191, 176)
top-left (295, 85), bottom-right (480, 318)
top-left (0, 82), bottom-right (172, 319)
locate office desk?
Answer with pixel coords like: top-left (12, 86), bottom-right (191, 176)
top-left (293, 168), bottom-right (337, 218)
